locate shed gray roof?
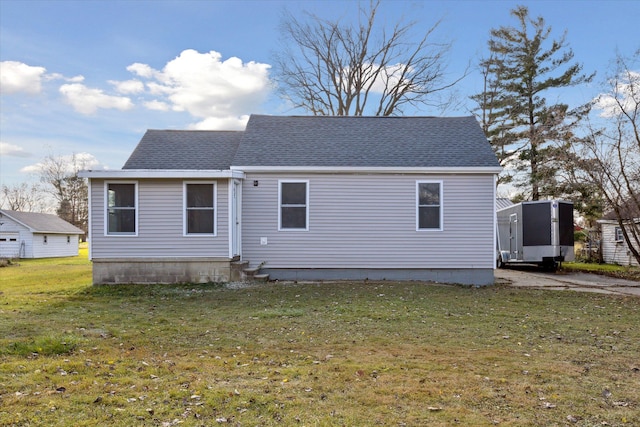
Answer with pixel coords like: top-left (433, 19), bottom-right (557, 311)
top-left (0, 210), bottom-right (84, 234)
top-left (233, 115), bottom-right (500, 168)
top-left (123, 130), bottom-right (242, 170)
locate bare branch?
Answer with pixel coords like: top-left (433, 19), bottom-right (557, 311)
top-left (273, 1), bottom-right (461, 116)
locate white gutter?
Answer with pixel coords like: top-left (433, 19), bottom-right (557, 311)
top-left (230, 166), bottom-right (503, 174)
top-left (79, 169), bottom-right (246, 179)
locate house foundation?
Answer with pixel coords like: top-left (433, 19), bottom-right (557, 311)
top-left (262, 268), bottom-right (495, 286)
top-left (92, 258), bottom-right (233, 285)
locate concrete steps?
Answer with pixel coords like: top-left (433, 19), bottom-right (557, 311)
top-left (231, 260), bottom-right (269, 282)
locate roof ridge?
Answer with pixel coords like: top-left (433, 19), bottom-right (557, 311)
top-left (250, 114), bottom-right (474, 119)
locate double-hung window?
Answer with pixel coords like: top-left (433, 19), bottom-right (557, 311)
top-left (106, 182), bottom-right (137, 235)
top-left (614, 226), bottom-right (624, 242)
top-left (185, 182), bottom-right (216, 235)
top-left (279, 180), bottom-right (308, 230)
top-left (417, 181), bottom-right (443, 231)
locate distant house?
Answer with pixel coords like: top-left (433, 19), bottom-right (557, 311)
top-left (81, 115), bottom-right (501, 286)
top-left (598, 205), bottom-right (640, 267)
top-left (0, 210), bottom-right (84, 258)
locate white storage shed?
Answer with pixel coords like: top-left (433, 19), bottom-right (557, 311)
top-left (0, 210), bottom-right (84, 258)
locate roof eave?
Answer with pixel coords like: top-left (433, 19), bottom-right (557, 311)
top-left (32, 230), bottom-right (84, 235)
top-left (0, 211), bottom-right (35, 232)
top-left (79, 169), bottom-right (245, 179)
top-left (230, 166), bottom-right (502, 174)
top-left (0, 210), bottom-right (83, 234)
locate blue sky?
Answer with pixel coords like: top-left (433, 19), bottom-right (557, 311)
top-left (1, 0), bottom-right (638, 189)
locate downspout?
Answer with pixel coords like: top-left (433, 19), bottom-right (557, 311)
top-left (87, 178), bottom-right (92, 260)
top-left (493, 173), bottom-right (498, 270)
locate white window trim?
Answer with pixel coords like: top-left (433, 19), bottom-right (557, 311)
top-left (416, 180), bottom-right (444, 232)
top-left (278, 179), bottom-right (309, 231)
top-left (614, 226), bottom-right (624, 242)
top-left (104, 181), bottom-right (138, 236)
top-left (183, 181), bottom-right (217, 236)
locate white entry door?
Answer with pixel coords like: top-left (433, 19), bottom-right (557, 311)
top-left (230, 180), bottom-right (242, 258)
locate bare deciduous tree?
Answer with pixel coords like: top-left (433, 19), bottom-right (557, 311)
top-left (38, 153), bottom-right (89, 234)
top-left (0, 182), bottom-right (44, 212)
top-left (570, 50), bottom-right (639, 264)
top-left (273, 0), bottom-right (462, 116)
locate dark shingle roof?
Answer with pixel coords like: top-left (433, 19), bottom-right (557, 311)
top-left (0, 210), bottom-right (84, 234)
top-left (233, 115), bottom-right (499, 168)
top-left (120, 115), bottom-right (500, 171)
top-left (123, 130), bottom-right (242, 170)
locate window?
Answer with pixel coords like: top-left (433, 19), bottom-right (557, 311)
top-left (615, 226), bottom-right (624, 242)
top-left (417, 181), bottom-right (442, 230)
top-left (279, 180), bottom-right (308, 230)
top-left (106, 182), bottom-right (137, 235)
top-left (184, 182), bottom-right (216, 235)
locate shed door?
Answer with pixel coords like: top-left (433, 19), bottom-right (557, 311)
top-left (0, 233), bottom-right (20, 258)
top-left (509, 214), bottom-right (518, 259)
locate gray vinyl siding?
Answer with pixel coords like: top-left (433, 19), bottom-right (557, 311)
top-left (241, 173), bottom-right (495, 269)
top-left (601, 223), bottom-right (639, 267)
top-left (89, 179), bottom-right (229, 258)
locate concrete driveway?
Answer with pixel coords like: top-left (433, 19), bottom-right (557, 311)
top-left (494, 267), bottom-right (640, 297)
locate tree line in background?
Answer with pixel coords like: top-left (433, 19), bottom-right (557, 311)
top-left (1, 154), bottom-right (88, 236)
top-left (1, 2), bottom-right (638, 263)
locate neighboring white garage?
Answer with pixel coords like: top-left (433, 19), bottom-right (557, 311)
top-left (0, 232), bottom-right (20, 258)
top-left (0, 210), bottom-right (84, 258)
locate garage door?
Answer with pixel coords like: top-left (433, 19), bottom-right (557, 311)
top-left (0, 233), bottom-right (20, 258)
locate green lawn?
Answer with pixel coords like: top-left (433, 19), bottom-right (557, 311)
top-left (1, 252), bottom-right (638, 426)
top-left (563, 262), bottom-right (640, 281)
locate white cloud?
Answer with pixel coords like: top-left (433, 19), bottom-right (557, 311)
top-left (20, 152), bottom-right (101, 174)
top-left (0, 141), bottom-right (32, 158)
top-left (59, 83), bottom-right (134, 114)
top-left (0, 61), bottom-right (47, 94)
top-left (127, 62), bottom-right (155, 79)
top-left (127, 49), bottom-right (271, 129)
top-left (44, 73), bottom-right (85, 83)
top-left (188, 115), bottom-right (250, 130)
top-left (594, 70), bottom-right (640, 117)
top-left (144, 100), bottom-right (170, 111)
top-left (109, 79), bottom-right (145, 94)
